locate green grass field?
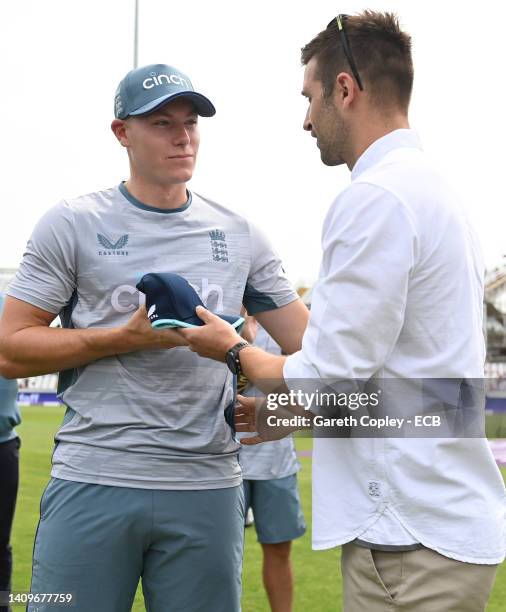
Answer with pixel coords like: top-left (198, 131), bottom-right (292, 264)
top-left (10, 405), bottom-right (506, 611)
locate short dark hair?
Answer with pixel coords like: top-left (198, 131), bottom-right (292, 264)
top-left (301, 10), bottom-right (414, 111)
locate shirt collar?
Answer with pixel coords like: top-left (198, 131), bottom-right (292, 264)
top-left (351, 128), bottom-right (423, 181)
top-left (118, 182), bottom-right (192, 214)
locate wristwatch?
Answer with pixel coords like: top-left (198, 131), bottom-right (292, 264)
top-left (225, 341), bottom-right (250, 375)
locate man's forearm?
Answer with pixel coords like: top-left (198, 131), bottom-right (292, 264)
top-left (0, 299), bottom-right (188, 380)
top-left (255, 299), bottom-right (309, 355)
top-left (240, 346), bottom-right (288, 394)
top-left (0, 325), bottom-right (137, 379)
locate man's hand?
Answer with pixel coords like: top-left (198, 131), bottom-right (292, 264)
top-left (182, 306), bottom-right (287, 389)
top-left (0, 297), bottom-right (189, 380)
top-left (240, 313), bottom-right (258, 344)
top-left (180, 306), bottom-right (242, 361)
top-left (235, 393), bottom-right (313, 444)
top-left (121, 304), bottom-right (189, 351)
top-left (234, 395), bottom-right (267, 445)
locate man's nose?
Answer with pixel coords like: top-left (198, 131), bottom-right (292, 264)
top-left (303, 109), bottom-right (312, 132)
top-left (173, 125), bottom-right (191, 145)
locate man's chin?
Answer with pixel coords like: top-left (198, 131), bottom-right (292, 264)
top-left (320, 151), bottom-right (345, 167)
top-left (163, 172), bottom-right (194, 185)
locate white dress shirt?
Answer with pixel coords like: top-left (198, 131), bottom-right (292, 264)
top-left (284, 129), bottom-right (506, 563)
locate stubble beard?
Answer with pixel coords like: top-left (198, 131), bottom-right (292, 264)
top-left (319, 103), bottom-right (348, 167)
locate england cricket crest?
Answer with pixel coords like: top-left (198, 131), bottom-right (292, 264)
top-left (209, 229), bottom-right (229, 262)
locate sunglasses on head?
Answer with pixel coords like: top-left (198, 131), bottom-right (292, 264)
top-left (326, 14), bottom-right (364, 91)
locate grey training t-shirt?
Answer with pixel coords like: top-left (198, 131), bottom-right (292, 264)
top-left (8, 185), bottom-right (298, 489)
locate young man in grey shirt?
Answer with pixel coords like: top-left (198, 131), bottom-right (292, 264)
top-left (0, 63), bottom-right (308, 612)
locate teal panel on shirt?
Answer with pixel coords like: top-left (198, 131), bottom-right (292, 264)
top-left (243, 283), bottom-right (278, 314)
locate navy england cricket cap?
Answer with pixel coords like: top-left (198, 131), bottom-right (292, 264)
top-left (136, 272), bottom-right (244, 332)
top-left (114, 63), bottom-right (216, 119)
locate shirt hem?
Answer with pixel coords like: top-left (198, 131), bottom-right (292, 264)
top-left (0, 430), bottom-right (17, 444)
top-left (51, 468), bottom-right (243, 491)
top-left (312, 535), bottom-right (505, 565)
top-left (387, 506), bottom-right (506, 564)
top-left (354, 538), bottom-right (423, 552)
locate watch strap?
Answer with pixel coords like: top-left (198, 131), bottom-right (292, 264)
top-left (226, 341), bottom-right (250, 376)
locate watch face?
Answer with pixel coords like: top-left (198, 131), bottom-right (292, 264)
top-left (226, 350), bottom-right (238, 374)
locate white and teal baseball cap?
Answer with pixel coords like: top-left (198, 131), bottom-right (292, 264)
top-left (114, 63), bottom-right (216, 119)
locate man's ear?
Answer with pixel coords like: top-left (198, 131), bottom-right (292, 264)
top-left (334, 72), bottom-right (358, 109)
top-left (111, 119), bottom-right (129, 147)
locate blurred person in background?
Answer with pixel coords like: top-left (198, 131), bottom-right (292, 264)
top-left (0, 293), bottom-right (20, 612)
top-left (238, 314), bottom-right (305, 612)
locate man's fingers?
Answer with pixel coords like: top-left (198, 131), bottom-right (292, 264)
top-left (234, 415), bottom-right (254, 423)
top-left (236, 394), bottom-right (258, 410)
top-left (178, 327), bottom-right (193, 340)
top-left (195, 305), bottom-right (217, 324)
top-left (234, 407), bottom-right (256, 430)
top-left (157, 328), bottom-right (188, 347)
top-left (234, 408), bottom-right (256, 418)
top-left (235, 395), bottom-right (257, 431)
top-left (237, 394), bottom-right (254, 402)
top-left (234, 423), bottom-right (256, 432)
top-left (234, 412), bottom-right (255, 425)
top-left (240, 435), bottom-right (265, 446)
top-left (128, 303), bottom-right (149, 325)
top-left (177, 327), bottom-right (202, 349)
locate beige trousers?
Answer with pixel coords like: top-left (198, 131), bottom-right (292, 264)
top-left (341, 542), bottom-right (499, 612)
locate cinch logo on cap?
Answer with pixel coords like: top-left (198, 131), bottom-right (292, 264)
top-left (114, 63), bottom-right (216, 119)
top-left (142, 73), bottom-right (191, 90)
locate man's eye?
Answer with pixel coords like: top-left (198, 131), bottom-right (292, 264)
top-left (186, 119), bottom-right (198, 126)
top-left (155, 120), bottom-right (169, 126)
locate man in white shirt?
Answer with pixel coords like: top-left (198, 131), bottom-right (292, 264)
top-left (182, 10), bottom-right (506, 612)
